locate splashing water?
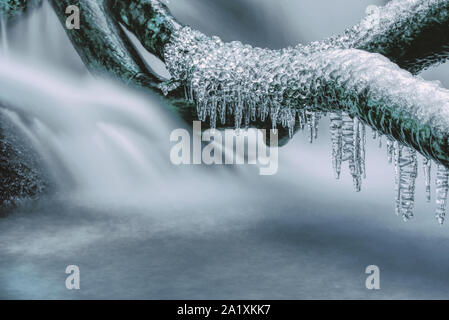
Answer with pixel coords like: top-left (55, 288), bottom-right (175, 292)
top-left (0, 56), bottom-right (193, 204)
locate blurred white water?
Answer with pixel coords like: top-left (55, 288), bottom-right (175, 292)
top-left (0, 58), bottom-right (169, 191)
top-left (0, 54), bottom-right (264, 210)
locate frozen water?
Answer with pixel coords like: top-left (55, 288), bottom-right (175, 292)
top-left (162, 24), bottom-right (449, 164)
top-left (423, 158), bottom-right (432, 202)
top-left (395, 146), bottom-right (418, 221)
top-left (436, 164), bottom-right (449, 224)
top-left (161, 3), bottom-right (449, 223)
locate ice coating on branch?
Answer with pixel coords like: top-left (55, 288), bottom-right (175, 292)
top-left (163, 26), bottom-right (449, 140)
top-left (162, 8), bottom-right (449, 223)
top-left (322, 0), bottom-right (449, 73)
top-left (163, 26), bottom-right (302, 133)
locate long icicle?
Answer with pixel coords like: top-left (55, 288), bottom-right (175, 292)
top-left (435, 164), bottom-right (449, 225)
top-left (330, 112), bottom-right (343, 179)
top-left (423, 158), bottom-right (432, 203)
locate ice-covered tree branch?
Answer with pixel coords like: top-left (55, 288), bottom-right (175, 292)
top-left (329, 0), bottom-right (449, 74)
top-left (110, 0), bottom-right (449, 167)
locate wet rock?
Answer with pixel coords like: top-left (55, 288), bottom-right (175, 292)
top-left (0, 112), bottom-right (45, 214)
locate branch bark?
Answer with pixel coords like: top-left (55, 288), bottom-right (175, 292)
top-left (49, 0), bottom-right (163, 90)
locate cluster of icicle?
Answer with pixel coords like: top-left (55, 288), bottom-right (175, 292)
top-left (162, 26), bottom-right (301, 136)
top-left (280, 109), bottom-right (449, 224)
top-left (328, 111), bottom-right (449, 224)
top-left (161, 21), bottom-right (449, 224)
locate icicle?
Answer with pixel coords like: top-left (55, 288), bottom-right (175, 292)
top-left (163, 24), bottom-right (449, 223)
top-left (340, 112), bottom-right (363, 191)
top-left (312, 112), bottom-right (320, 140)
top-left (210, 96), bottom-right (217, 129)
top-left (306, 110), bottom-right (314, 143)
top-left (395, 146), bottom-right (418, 221)
top-left (341, 112), bottom-right (354, 162)
top-left (361, 123), bottom-right (366, 179)
top-left (386, 138), bottom-right (394, 164)
top-left (189, 81), bottom-right (195, 103)
top-left (329, 112), bottom-right (343, 179)
top-left (269, 102), bottom-right (279, 131)
top-left (244, 101), bottom-right (250, 129)
top-left (435, 164), bottom-right (449, 225)
top-left (351, 117), bottom-right (362, 192)
top-left (423, 158), bottom-right (432, 203)
top-left (394, 142), bottom-right (401, 216)
top-left (298, 110), bottom-right (305, 131)
top-left (250, 101), bottom-right (257, 122)
top-left (286, 108), bottom-right (296, 138)
top-left (234, 87), bottom-right (243, 130)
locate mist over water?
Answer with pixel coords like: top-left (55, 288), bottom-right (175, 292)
top-left (1, 0), bottom-right (449, 299)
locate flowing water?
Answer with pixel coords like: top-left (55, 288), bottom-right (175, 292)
top-left (2, 0), bottom-right (449, 299)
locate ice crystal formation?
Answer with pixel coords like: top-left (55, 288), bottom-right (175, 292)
top-left (288, 109), bottom-right (449, 224)
top-left (294, 110), bottom-right (449, 224)
top-left (161, 3), bottom-right (449, 223)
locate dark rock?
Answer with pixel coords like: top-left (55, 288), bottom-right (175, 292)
top-left (0, 111), bottom-right (46, 215)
